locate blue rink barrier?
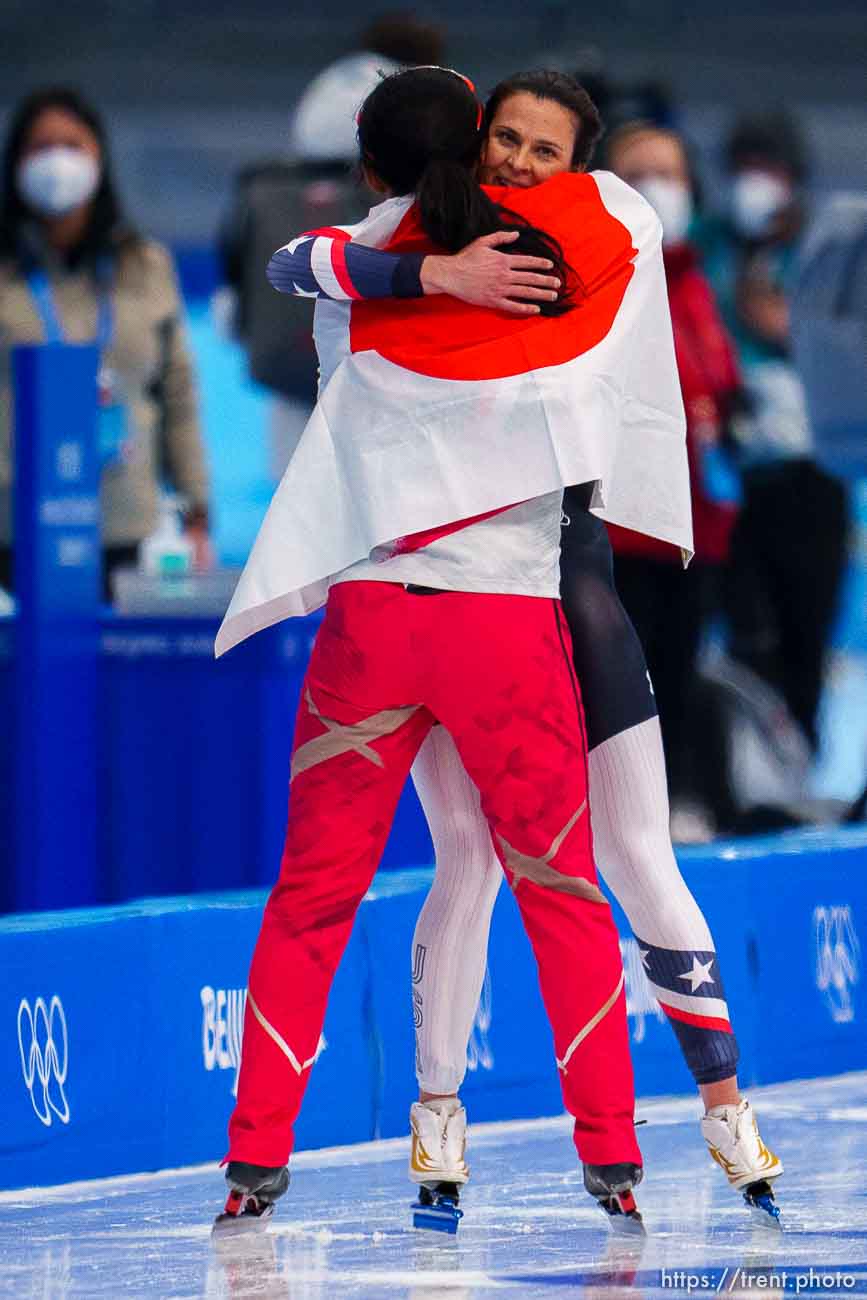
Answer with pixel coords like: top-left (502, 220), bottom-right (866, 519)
top-left (2, 828), bottom-right (866, 1191)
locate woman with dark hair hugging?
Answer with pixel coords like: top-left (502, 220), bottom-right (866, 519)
top-left (259, 66), bottom-right (783, 1230)
top-left (216, 62), bottom-right (772, 1234)
top-left (217, 63), bottom-right (665, 1235)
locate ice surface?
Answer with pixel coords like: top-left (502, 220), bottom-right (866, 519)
top-left (2, 1073), bottom-right (866, 1298)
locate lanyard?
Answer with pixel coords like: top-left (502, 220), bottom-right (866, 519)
top-left (26, 262), bottom-right (114, 352)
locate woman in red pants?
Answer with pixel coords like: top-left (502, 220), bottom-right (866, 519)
top-left (263, 71), bottom-right (782, 1228)
top-left (215, 66), bottom-right (691, 1232)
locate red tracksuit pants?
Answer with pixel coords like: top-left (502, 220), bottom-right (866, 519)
top-left (227, 581), bottom-right (641, 1170)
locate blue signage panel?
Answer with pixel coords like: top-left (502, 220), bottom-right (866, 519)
top-left (734, 831), bottom-right (867, 1084)
top-left (12, 344), bottom-right (101, 912)
top-left (0, 620), bottom-right (13, 912)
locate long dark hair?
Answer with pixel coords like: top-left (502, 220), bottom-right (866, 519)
top-left (0, 86), bottom-right (135, 264)
top-left (484, 70), bottom-right (604, 171)
top-left (357, 66), bottom-right (575, 314)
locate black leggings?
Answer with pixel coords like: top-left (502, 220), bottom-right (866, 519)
top-left (559, 485), bottom-right (657, 754)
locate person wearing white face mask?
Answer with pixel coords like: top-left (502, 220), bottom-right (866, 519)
top-left (0, 86), bottom-right (211, 599)
top-left (604, 121), bottom-right (743, 837)
top-left (17, 145), bottom-right (102, 221)
top-left (729, 169), bottom-right (794, 244)
top-left (697, 112), bottom-right (849, 756)
top-left (629, 172), bottom-right (694, 249)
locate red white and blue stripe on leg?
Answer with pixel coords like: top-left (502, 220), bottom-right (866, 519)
top-left (267, 228), bottom-right (425, 302)
top-left (635, 939), bottom-right (740, 1084)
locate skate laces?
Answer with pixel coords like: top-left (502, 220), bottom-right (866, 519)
top-left (421, 1099), bottom-right (462, 1149)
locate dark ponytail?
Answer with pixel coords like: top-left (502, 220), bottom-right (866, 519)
top-left (414, 157), bottom-right (498, 251)
top-left (358, 67), bottom-right (575, 314)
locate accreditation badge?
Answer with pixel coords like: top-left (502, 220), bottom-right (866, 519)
top-left (97, 365), bottom-right (130, 466)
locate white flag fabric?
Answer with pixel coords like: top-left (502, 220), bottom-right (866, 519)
top-left (217, 170), bottom-right (691, 657)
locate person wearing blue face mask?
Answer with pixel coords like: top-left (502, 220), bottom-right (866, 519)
top-left (697, 112), bottom-right (849, 756)
top-left (0, 87), bottom-right (211, 599)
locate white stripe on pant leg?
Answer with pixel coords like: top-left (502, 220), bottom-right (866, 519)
top-left (556, 971), bottom-right (625, 1074)
top-left (247, 992), bottom-right (318, 1076)
top-left (411, 727), bottom-right (501, 1095)
top-left (646, 983), bottom-right (731, 1022)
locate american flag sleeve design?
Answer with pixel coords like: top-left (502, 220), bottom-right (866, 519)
top-left (267, 227), bottom-right (425, 302)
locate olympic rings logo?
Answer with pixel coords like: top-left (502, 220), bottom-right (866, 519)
top-left (814, 905), bottom-right (861, 1025)
top-left (17, 996), bottom-right (70, 1127)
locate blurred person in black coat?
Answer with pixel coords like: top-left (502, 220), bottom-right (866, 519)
top-left (698, 112), bottom-right (849, 754)
top-left (218, 12), bottom-right (445, 478)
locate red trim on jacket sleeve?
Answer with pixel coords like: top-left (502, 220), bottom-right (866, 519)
top-left (302, 226), bottom-right (352, 242)
top-left (330, 239), bottom-right (363, 301)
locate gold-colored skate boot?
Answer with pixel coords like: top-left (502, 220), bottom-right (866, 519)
top-left (409, 1098), bottom-right (469, 1233)
top-left (701, 1099), bottom-right (782, 1227)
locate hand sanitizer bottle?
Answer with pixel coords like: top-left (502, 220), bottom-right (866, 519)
top-left (140, 497), bottom-right (193, 579)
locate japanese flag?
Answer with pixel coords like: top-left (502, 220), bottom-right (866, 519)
top-left (217, 171), bottom-right (690, 656)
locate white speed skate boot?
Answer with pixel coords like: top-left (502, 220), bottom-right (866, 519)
top-left (409, 1098), bottom-right (469, 1234)
top-left (701, 1099), bottom-right (783, 1227)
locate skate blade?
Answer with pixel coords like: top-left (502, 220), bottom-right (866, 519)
top-left (598, 1191), bottom-right (646, 1238)
top-left (743, 1181), bottom-right (782, 1231)
top-left (749, 1207), bottom-right (783, 1231)
top-left (212, 1201), bottom-right (275, 1237)
top-left (605, 1210), bottom-right (646, 1238)
top-left (746, 1198), bottom-right (782, 1231)
top-left (412, 1200), bottom-right (463, 1234)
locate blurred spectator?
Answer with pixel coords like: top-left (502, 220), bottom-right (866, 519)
top-left (791, 194), bottom-right (867, 824)
top-left (566, 46), bottom-right (677, 134)
top-left (604, 121), bottom-right (742, 830)
top-left (219, 11), bottom-right (444, 477)
top-left (0, 87), bottom-right (210, 599)
top-left (790, 193), bottom-right (867, 482)
top-left (290, 12), bottom-right (444, 162)
top-left (697, 111), bottom-right (849, 753)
